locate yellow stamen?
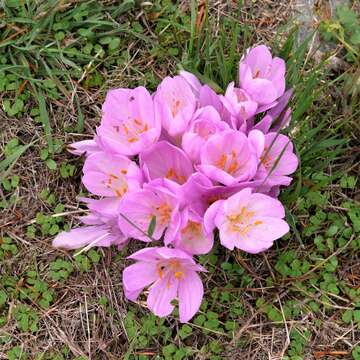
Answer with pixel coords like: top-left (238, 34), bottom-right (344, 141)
top-left (216, 154), bottom-right (227, 170)
top-left (156, 203), bottom-right (172, 225)
top-left (227, 207), bottom-right (262, 235)
top-left (127, 137), bottom-right (138, 143)
top-left (174, 271), bottom-right (184, 279)
top-left (165, 168), bottom-right (186, 184)
top-left (171, 99), bottom-right (182, 117)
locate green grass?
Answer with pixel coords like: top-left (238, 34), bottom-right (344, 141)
top-left (0, 0), bottom-right (359, 359)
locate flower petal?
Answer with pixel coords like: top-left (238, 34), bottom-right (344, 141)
top-left (123, 262), bottom-right (158, 293)
top-left (178, 271), bottom-right (204, 323)
top-left (147, 274), bottom-right (179, 318)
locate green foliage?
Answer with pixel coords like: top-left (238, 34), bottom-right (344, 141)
top-left (75, 250), bottom-right (101, 272)
top-left (48, 258), bottom-right (74, 281)
top-left (319, 4), bottom-right (360, 61)
top-left (7, 346), bottom-right (28, 360)
top-left (13, 304), bottom-right (39, 333)
top-left (0, 236), bottom-right (18, 259)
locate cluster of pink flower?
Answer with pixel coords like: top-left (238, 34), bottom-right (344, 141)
top-left (53, 45), bottom-right (298, 323)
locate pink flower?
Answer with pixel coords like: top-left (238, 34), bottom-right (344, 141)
top-left (154, 76), bottom-right (197, 140)
top-left (182, 106), bottom-right (229, 163)
top-left (117, 185), bottom-right (183, 244)
top-left (140, 141), bottom-right (194, 186)
top-left (97, 87), bottom-right (160, 156)
top-left (172, 209), bottom-right (214, 255)
top-left (220, 82), bottom-right (258, 130)
top-left (82, 151), bottom-right (142, 198)
top-left (239, 45), bottom-right (285, 105)
top-left (204, 188), bottom-right (289, 253)
top-left (123, 247), bottom-right (206, 322)
top-left (198, 130), bottom-right (264, 186)
top-left (255, 133), bottom-right (298, 188)
top-left (53, 198), bottom-right (128, 251)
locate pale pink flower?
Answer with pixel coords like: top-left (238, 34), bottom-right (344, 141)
top-left (154, 76), bottom-right (197, 140)
top-left (182, 106), bottom-right (229, 163)
top-left (239, 45), bottom-right (285, 105)
top-left (53, 198), bottom-right (128, 250)
top-left (123, 247), bottom-right (206, 322)
top-left (198, 130), bottom-right (264, 186)
top-left (255, 132), bottom-right (298, 188)
top-left (82, 151), bottom-right (142, 198)
top-left (220, 82), bottom-right (258, 130)
top-left (140, 141), bottom-right (194, 186)
top-left (204, 188), bottom-right (289, 253)
top-left (172, 209), bottom-right (214, 255)
top-left (117, 185), bottom-right (183, 244)
top-left (97, 87), bottom-right (160, 156)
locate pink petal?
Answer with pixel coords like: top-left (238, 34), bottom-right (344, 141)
top-left (248, 130), bottom-right (265, 158)
top-left (52, 225), bottom-right (110, 250)
top-left (247, 216), bottom-right (290, 243)
top-left (203, 200), bottom-right (225, 234)
top-left (147, 274), bottom-right (179, 318)
top-left (179, 70), bottom-right (202, 95)
top-left (243, 45), bottom-right (273, 77)
top-left (67, 140), bottom-right (100, 156)
top-left (245, 78), bottom-right (278, 105)
top-left (123, 262), bottom-right (158, 293)
top-left (178, 271), bottom-right (204, 323)
top-left (247, 193), bottom-right (285, 218)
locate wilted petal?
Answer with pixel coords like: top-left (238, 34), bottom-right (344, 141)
top-left (67, 139), bottom-right (100, 156)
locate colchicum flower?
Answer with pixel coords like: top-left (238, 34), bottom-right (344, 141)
top-left (154, 75), bottom-right (197, 141)
top-left (198, 129), bottom-right (264, 185)
top-left (204, 188), bottom-right (289, 253)
top-left (52, 44), bottom-right (298, 323)
top-left (239, 45), bottom-right (285, 105)
top-left (53, 198), bottom-right (128, 250)
top-left (82, 151), bottom-right (142, 198)
top-left (123, 247), bottom-right (206, 323)
top-left (97, 87), bottom-right (161, 156)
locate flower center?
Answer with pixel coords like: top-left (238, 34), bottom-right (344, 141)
top-left (181, 220), bottom-right (202, 238)
top-left (103, 172), bottom-right (128, 197)
top-left (171, 99), bottom-right (182, 117)
top-left (165, 168), bottom-right (186, 184)
top-left (260, 146), bottom-right (272, 168)
top-left (215, 150), bottom-right (240, 175)
top-left (156, 259), bottom-right (185, 287)
top-left (113, 118), bottom-right (149, 143)
top-left (227, 207), bottom-right (262, 236)
top-left (155, 203), bottom-right (172, 225)
top-left (168, 259), bottom-right (184, 280)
